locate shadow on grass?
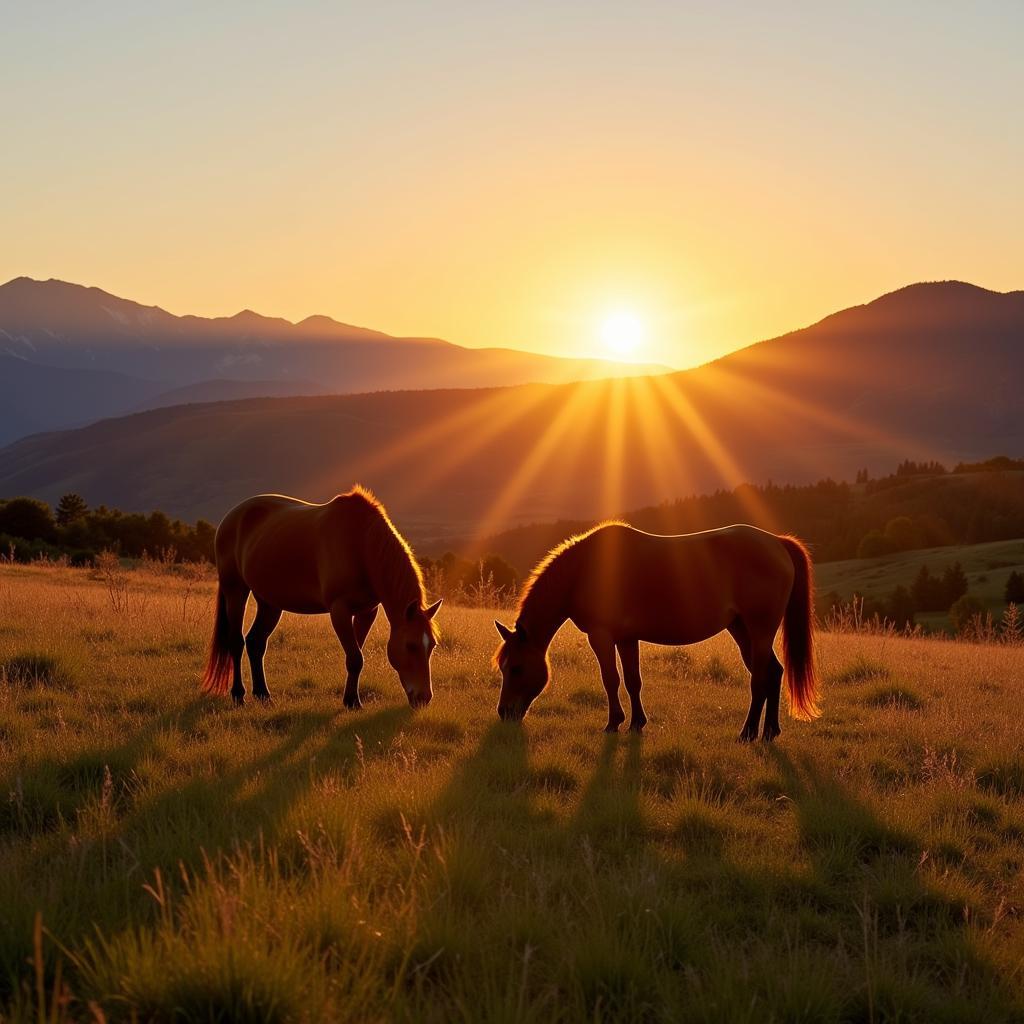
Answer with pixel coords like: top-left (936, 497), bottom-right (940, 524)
top-left (764, 748), bottom-right (1017, 1022)
top-left (5, 689), bottom-right (1023, 1021)
top-left (0, 695), bottom-right (414, 1003)
top-left (391, 723), bottom-right (1023, 1022)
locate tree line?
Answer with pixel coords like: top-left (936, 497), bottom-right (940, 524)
top-left (0, 493), bottom-right (524, 600)
top-left (0, 495), bottom-right (215, 564)
top-left (480, 456), bottom-right (1024, 572)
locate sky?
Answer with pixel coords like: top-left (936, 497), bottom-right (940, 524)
top-left (3, 1), bottom-right (1022, 369)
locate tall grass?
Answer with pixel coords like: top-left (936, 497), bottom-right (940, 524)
top-left (1, 562), bottom-right (1023, 1021)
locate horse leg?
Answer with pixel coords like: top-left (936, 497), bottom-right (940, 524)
top-left (329, 600), bottom-right (365, 710)
top-left (727, 616), bottom-right (753, 673)
top-left (223, 584), bottom-right (250, 705)
top-left (760, 649), bottom-right (785, 742)
top-left (739, 627), bottom-right (781, 743)
top-left (616, 639), bottom-right (647, 733)
top-left (730, 617), bottom-right (762, 741)
top-left (588, 631), bottom-right (625, 732)
top-left (246, 600), bottom-right (282, 702)
top-left (354, 606), bottom-right (379, 648)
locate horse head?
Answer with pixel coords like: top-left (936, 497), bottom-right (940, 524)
top-left (493, 620), bottom-right (549, 721)
top-left (388, 599), bottom-right (442, 707)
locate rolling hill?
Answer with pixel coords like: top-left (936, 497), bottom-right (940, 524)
top-left (0, 281), bottom-right (1021, 542)
top-left (0, 277), bottom-right (665, 444)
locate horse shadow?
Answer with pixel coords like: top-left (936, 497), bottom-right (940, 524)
top-left (408, 723), bottom-right (1022, 1020)
top-left (1, 691), bottom-right (414, 987)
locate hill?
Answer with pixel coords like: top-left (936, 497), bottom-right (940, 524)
top-left (452, 463), bottom-right (1024, 572)
top-left (0, 277), bottom-right (665, 443)
top-left (0, 281), bottom-right (1021, 538)
top-left (815, 537), bottom-right (1024, 631)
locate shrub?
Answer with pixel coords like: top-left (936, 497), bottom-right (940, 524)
top-left (1005, 571), bottom-right (1024, 605)
top-left (0, 652), bottom-right (70, 688)
top-left (856, 530), bottom-right (895, 560)
top-left (949, 594), bottom-right (985, 634)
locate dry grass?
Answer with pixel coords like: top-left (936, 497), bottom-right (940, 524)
top-left (1, 562), bottom-right (1023, 1022)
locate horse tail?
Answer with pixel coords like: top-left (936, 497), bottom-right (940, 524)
top-left (778, 535), bottom-right (821, 721)
top-left (202, 584), bottom-right (234, 695)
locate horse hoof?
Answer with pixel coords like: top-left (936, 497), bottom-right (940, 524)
top-left (737, 730), bottom-right (757, 743)
top-left (344, 697), bottom-right (363, 711)
top-left (254, 692), bottom-right (273, 704)
top-left (629, 722), bottom-right (646, 734)
top-left (761, 730), bottom-right (780, 743)
top-left (604, 722), bottom-right (621, 733)
top-left (232, 695), bottom-right (245, 707)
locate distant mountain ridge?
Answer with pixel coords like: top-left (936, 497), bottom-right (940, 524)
top-left (0, 276), bottom-right (666, 443)
top-left (1, 279), bottom-right (1020, 543)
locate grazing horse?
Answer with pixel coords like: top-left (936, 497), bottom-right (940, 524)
top-left (493, 523), bottom-right (819, 741)
top-left (203, 487), bottom-right (441, 707)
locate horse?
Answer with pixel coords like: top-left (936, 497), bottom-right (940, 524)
top-left (202, 486), bottom-right (441, 708)
top-left (493, 522), bottom-right (819, 741)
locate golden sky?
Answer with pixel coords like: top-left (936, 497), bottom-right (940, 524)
top-left (4, 3), bottom-right (1022, 369)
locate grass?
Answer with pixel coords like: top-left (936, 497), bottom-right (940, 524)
top-left (1, 561), bottom-right (1024, 1021)
top-left (817, 537), bottom-right (1024, 631)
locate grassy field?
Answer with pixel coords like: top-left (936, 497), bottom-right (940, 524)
top-left (2, 563), bottom-right (1024, 1022)
top-left (817, 538), bottom-right (1024, 632)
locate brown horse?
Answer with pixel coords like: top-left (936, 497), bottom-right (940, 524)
top-left (203, 487), bottom-right (441, 707)
top-left (494, 523), bottom-right (819, 741)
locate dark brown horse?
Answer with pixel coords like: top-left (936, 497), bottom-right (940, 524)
top-left (203, 487), bottom-right (441, 707)
top-left (494, 523), bottom-right (819, 741)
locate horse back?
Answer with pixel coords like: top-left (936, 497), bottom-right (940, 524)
top-left (570, 524), bottom-right (794, 643)
top-left (215, 494), bottom-right (370, 613)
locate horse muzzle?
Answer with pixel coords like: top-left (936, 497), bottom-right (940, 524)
top-left (498, 703), bottom-right (525, 722)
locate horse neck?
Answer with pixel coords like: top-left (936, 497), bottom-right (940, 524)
top-left (518, 551), bottom-right (575, 650)
top-left (365, 516), bottom-right (422, 623)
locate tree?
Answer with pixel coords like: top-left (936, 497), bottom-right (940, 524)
top-left (942, 562), bottom-right (969, 605)
top-left (1006, 570), bottom-right (1024, 605)
top-left (55, 493), bottom-right (88, 527)
top-left (912, 565), bottom-right (949, 612)
top-left (0, 498), bottom-right (56, 542)
top-left (856, 530), bottom-right (894, 560)
top-left (886, 585), bottom-right (916, 629)
top-left (949, 594), bottom-right (984, 634)
top-left (883, 516), bottom-right (919, 552)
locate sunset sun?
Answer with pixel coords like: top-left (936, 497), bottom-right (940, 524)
top-left (598, 310), bottom-right (647, 358)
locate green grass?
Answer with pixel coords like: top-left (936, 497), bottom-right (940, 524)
top-left (1, 562), bottom-right (1024, 1021)
top-left (817, 537), bottom-right (1024, 630)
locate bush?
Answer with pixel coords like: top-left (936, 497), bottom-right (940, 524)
top-left (1005, 571), bottom-right (1024, 605)
top-left (0, 498), bottom-right (56, 543)
top-left (949, 594), bottom-right (985, 634)
top-left (856, 530), bottom-right (894, 559)
top-left (882, 516), bottom-right (920, 551)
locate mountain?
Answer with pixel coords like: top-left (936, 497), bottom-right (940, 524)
top-left (0, 281), bottom-right (1021, 544)
top-left (0, 277), bottom-right (666, 443)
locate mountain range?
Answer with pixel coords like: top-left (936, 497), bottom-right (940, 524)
top-left (0, 277), bottom-right (665, 444)
top-left (0, 280), bottom-right (1021, 545)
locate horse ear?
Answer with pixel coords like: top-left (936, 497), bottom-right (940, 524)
top-left (425, 598), bottom-right (443, 620)
top-left (494, 620), bottom-right (515, 642)
top-left (406, 601), bottom-right (418, 622)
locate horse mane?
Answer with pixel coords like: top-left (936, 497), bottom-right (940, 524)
top-left (342, 484), bottom-right (438, 637)
top-left (516, 520), bottom-right (626, 619)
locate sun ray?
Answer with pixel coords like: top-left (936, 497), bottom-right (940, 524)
top-left (696, 362), bottom-right (951, 467)
top-left (465, 382), bottom-right (600, 553)
top-left (650, 373), bottom-right (781, 529)
top-left (624, 375), bottom-right (693, 516)
top-left (599, 377), bottom-right (628, 518)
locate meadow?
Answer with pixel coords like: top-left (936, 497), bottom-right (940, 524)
top-left (2, 562), bottom-right (1024, 1022)
top-left (816, 538), bottom-right (1024, 632)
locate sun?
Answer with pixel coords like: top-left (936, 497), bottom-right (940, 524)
top-left (598, 311), bottom-right (646, 358)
